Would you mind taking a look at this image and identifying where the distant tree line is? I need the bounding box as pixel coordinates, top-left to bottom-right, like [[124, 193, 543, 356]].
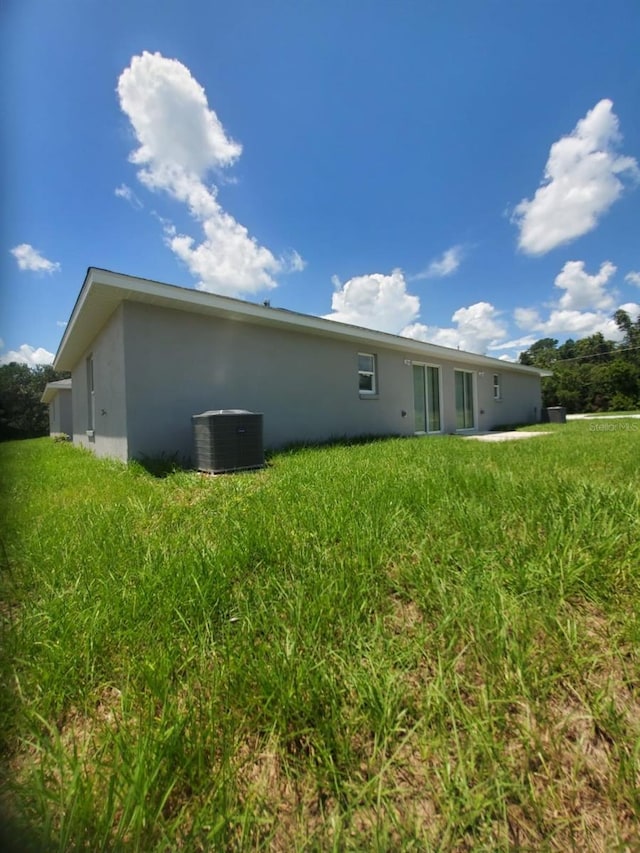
[[0, 363, 71, 441], [519, 309, 640, 413]]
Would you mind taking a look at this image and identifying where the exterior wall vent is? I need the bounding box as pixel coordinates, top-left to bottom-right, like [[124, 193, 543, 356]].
[[192, 410, 264, 473]]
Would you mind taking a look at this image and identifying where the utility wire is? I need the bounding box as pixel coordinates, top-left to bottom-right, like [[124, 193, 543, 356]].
[[541, 343, 640, 366]]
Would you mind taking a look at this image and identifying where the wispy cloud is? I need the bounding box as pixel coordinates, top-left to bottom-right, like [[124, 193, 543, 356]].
[[489, 335, 539, 352], [411, 245, 464, 280], [115, 183, 143, 209], [283, 249, 306, 273], [513, 99, 639, 255], [10, 244, 60, 274], [625, 271, 640, 287]]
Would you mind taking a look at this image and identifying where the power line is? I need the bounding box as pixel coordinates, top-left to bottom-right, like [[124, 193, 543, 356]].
[[543, 344, 640, 366]]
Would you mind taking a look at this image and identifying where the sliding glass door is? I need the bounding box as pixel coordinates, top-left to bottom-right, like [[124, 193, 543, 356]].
[[413, 364, 441, 433], [455, 369, 475, 430]]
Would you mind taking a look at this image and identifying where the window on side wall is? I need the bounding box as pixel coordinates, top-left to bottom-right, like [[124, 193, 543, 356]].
[[87, 354, 95, 432], [358, 353, 377, 395], [493, 373, 501, 400]]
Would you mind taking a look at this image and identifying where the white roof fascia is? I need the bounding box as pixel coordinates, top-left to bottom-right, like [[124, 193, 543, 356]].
[[54, 267, 548, 378]]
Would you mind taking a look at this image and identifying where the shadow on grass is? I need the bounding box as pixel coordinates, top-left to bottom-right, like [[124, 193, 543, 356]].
[[133, 432, 423, 475], [265, 431, 408, 461], [130, 452, 191, 479], [132, 452, 268, 478], [490, 422, 540, 432], [0, 807, 47, 853]]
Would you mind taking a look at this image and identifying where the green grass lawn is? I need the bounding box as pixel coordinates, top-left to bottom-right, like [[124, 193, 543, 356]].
[[1, 423, 639, 851]]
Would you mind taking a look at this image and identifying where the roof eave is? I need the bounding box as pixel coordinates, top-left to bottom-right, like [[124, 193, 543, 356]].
[[53, 267, 94, 371], [41, 379, 72, 404], [54, 267, 549, 378]]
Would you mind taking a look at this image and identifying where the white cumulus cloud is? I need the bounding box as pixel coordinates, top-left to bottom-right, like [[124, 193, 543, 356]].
[[0, 344, 55, 366], [554, 260, 616, 311], [625, 271, 640, 287], [117, 51, 303, 296], [513, 99, 639, 255], [540, 310, 622, 338], [403, 301, 507, 354], [324, 269, 420, 333], [514, 307, 543, 330], [515, 305, 634, 341], [10, 244, 60, 274], [118, 52, 241, 180], [412, 245, 464, 280], [514, 258, 631, 340]]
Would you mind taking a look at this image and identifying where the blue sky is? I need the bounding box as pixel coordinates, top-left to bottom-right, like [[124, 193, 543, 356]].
[[2, 0, 639, 366]]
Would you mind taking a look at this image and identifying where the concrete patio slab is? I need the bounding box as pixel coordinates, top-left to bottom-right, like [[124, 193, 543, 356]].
[[567, 413, 640, 420], [462, 431, 550, 442]]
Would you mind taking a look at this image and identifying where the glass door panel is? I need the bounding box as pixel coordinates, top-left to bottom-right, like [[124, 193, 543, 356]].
[[414, 364, 441, 433], [427, 365, 441, 432], [413, 365, 427, 432], [455, 370, 474, 429]]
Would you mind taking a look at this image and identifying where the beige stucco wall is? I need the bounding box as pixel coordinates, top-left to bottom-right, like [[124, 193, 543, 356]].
[[476, 368, 542, 429], [120, 301, 414, 461], [114, 301, 542, 462], [71, 304, 128, 459], [66, 298, 542, 463], [48, 388, 73, 435]]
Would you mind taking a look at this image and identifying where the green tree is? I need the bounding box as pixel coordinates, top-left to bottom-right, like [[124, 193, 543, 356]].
[[0, 363, 70, 441], [574, 332, 614, 364], [526, 318, 640, 413], [519, 337, 558, 368], [614, 309, 640, 364], [557, 338, 577, 361], [544, 363, 591, 412]]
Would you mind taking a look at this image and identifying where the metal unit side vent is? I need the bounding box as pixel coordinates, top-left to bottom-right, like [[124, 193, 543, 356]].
[[192, 409, 264, 474]]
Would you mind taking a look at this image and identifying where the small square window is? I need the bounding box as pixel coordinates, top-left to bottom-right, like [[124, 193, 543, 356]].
[[358, 353, 377, 394]]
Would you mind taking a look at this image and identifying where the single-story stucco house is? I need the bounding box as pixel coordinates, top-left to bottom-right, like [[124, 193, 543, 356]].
[[41, 378, 73, 437], [52, 267, 548, 463]]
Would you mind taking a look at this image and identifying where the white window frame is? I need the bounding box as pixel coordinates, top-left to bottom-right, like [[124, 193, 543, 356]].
[[493, 373, 502, 401], [358, 352, 377, 396]]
